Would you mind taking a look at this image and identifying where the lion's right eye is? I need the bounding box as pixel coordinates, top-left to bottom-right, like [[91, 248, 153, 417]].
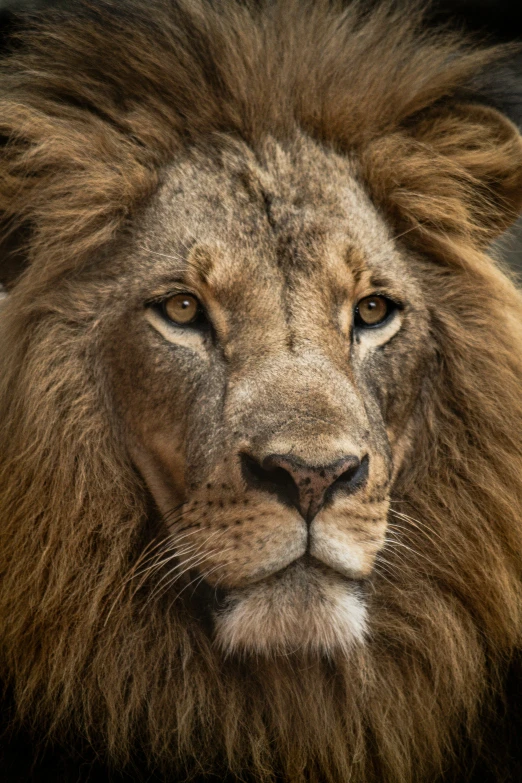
[[161, 293, 203, 326]]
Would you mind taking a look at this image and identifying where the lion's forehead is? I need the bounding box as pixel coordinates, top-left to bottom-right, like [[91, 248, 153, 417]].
[[135, 135, 419, 311]]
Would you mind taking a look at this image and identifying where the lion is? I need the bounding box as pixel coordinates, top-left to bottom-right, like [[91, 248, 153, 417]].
[[1, 1, 522, 781]]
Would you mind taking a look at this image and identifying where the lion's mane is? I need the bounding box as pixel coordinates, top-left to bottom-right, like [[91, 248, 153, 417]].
[[1, 1, 522, 781]]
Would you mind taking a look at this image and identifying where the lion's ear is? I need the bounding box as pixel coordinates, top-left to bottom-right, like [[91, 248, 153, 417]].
[[363, 103, 522, 253]]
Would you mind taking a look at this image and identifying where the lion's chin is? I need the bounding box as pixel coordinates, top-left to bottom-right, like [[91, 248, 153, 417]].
[[213, 560, 367, 658]]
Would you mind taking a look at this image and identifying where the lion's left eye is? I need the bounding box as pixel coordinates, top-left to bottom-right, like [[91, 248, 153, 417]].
[[354, 295, 397, 328]]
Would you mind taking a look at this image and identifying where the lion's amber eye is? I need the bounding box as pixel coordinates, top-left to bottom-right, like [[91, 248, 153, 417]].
[[354, 295, 394, 328], [162, 293, 200, 325]]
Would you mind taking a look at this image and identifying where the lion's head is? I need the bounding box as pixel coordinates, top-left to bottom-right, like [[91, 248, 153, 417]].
[[1, 1, 522, 781]]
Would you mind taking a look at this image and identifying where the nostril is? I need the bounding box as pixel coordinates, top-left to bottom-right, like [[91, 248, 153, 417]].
[[261, 455, 297, 485], [328, 454, 369, 498], [240, 453, 300, 509]]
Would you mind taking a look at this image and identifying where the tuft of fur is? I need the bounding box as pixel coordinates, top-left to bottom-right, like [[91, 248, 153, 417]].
[[1, 2, 522, 781]]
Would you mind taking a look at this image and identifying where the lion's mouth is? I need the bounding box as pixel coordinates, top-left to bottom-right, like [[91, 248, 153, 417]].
[[257, 553, 368, 589], [192, 554, 366, 607]]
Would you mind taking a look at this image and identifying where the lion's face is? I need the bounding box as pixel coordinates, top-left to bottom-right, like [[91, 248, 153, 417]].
[[3, 3, 522, 779], [103, 134, 430, 655]]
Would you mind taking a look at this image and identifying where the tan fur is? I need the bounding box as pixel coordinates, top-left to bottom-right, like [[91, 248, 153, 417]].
[[1, 1, 522, 781]]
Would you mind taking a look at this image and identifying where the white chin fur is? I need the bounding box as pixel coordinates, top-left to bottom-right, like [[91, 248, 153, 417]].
[[213, 562, 367, 658]]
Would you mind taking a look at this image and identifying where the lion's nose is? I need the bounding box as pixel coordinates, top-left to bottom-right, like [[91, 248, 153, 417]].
[[240, 452, 368, 523]]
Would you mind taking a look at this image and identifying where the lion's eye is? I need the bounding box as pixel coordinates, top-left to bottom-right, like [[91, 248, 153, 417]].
[[354, 295, 396, 328], [162, 293, 201, 326]]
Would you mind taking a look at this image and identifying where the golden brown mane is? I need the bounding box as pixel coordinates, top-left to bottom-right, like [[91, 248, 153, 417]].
[[1, 1, 522, 781]]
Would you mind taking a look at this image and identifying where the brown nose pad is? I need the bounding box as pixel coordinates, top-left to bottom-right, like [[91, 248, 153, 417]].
[[240, 452, 368, 523]]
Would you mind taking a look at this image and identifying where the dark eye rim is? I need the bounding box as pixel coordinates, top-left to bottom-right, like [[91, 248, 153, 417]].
[[353, 295, 401, 329]]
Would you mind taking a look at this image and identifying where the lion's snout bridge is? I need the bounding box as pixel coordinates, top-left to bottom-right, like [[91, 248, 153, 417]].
[[241, 451, 369, 522]]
